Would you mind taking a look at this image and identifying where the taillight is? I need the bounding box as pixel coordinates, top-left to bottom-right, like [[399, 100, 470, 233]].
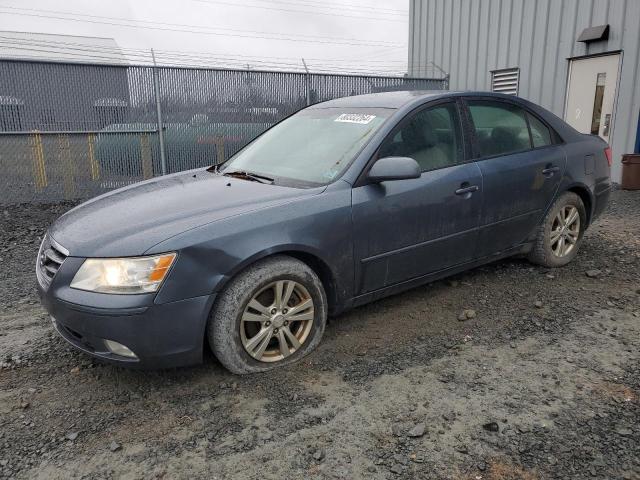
[[604, 146, 612, 167]]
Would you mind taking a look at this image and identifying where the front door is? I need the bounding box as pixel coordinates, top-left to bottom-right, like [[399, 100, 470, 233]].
[[352, 101, 482, 294], [565, 53, 621, 142]]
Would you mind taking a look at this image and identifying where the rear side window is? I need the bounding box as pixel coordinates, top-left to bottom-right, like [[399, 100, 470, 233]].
[[378, 102, 464, 172], [467, 100, 531, 157], [527, 112, 553, 147]]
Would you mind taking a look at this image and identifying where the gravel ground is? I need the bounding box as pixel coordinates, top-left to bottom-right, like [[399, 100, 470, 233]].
[[0, 189, 639, 480]]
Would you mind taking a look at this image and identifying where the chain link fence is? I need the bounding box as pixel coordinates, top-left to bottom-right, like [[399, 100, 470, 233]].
[[0, 59, 448, 204]]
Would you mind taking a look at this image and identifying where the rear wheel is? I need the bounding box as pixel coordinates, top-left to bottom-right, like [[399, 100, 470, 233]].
[[528, 192, 586, 267], [208, 255, 327, 374]]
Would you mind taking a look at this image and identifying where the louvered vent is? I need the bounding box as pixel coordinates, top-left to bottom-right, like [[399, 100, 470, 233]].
[[36, 234, 68, 290], [491, 68, 519, 95]]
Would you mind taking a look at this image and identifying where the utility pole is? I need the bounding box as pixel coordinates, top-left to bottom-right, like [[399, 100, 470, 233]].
[[301, 58, 311, 106], [151, 49, 167, 176]]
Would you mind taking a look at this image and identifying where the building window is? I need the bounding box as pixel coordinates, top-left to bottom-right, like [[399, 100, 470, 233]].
[[590, 73, 606, 135], [491, 68, 520, 96]]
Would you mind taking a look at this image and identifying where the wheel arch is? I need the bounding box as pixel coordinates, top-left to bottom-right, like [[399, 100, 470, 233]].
[[564, 183, 594, 226], [213, 245, 343, 316]]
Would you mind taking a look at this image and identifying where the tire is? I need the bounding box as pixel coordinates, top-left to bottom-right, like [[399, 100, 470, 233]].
[[528, 191, 587, 268], [207, 255, 327, 374]]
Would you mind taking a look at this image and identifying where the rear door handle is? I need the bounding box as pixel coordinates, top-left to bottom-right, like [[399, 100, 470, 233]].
[[455, 184, 479, 196], [542, 165, 560, 176]]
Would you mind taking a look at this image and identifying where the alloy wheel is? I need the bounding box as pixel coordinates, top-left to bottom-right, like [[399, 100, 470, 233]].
[[240, 280, 314, 362], [550, 205, 580, 257]]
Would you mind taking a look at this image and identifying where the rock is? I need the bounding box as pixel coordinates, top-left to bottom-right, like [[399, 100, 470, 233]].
[[585, 269, 602, 278], [393, 454, 409, 465], [407, 423, 426, 438], [456, 444, 469, 454], [482, 421, 499, 432], [458, 309, 476, 321], [390, 464, 403, 474], [66, 431, 79, 441], [391, 424, 404, 437], [534, 300, 543, 308], [20, 401, 29, 409], [109, 441, 122, 452], [616, 427, 633, 437], [70, 366, 80, 374]]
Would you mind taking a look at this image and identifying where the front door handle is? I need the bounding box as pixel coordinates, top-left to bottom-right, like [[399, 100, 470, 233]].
[[455, 184, 479, 196], [542, 165, 560, 176]]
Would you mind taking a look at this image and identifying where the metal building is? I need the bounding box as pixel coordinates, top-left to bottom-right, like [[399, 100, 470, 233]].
[[0, 32, 131, 131], [408, 0, 640, 181]]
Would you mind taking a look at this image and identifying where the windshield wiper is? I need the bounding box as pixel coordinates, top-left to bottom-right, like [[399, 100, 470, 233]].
[[222, 170, 274, 184]]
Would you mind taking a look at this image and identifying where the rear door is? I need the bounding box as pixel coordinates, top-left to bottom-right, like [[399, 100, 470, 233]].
[[463, 98, 567, 258]]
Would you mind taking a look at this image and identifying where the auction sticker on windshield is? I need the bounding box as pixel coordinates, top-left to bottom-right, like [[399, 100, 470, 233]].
[[334, 113, 376, 124]]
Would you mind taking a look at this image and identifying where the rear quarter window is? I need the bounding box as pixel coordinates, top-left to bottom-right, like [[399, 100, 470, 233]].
[[527, 112, 553, 147]]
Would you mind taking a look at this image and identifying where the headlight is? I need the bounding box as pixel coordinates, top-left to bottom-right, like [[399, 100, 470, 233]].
[[70, 253, 176, 294]]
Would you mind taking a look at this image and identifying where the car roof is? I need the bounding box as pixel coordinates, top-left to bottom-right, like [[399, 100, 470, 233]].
[[309, 90, 581, 141], [310, 90, 533, 110]]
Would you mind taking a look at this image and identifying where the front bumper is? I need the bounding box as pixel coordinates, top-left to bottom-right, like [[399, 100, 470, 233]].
[[38, 259, 216, 368]]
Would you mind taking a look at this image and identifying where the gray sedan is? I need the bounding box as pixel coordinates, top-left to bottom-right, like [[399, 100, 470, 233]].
[[37, 91, 611, 373]]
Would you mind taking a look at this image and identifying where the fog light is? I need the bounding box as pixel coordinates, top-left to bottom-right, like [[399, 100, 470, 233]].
[[104, 339, 138, 359]]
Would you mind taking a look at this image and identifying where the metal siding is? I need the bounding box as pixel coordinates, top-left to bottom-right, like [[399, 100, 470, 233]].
[[468, 0, 481, 87], [434, 0, 444, 75], [519, 0, 536, 101], [408, 0, 415, 74], [408, 0, 640, 181], [450, 0, 461, 89], [428, 0, 436, 77], [477, 0, 491, 89], [487, 0, 501, 73], [459, 0, 473, 90], [497, 0, 511, 69], [545, 0, 564, 111]]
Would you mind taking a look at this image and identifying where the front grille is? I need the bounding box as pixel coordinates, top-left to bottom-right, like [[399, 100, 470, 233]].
[[37, 235, 68, 288]]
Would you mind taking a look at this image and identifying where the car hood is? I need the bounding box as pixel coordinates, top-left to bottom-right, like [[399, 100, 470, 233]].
[[50, 169, 324, 257]]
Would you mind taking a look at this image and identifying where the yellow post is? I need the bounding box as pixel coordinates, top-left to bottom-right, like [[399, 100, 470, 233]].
[[140, 133, 153, 179], [87, 133, 100, 181], [58, 134, 76, 199], [215, 135, 225, 165], [30, 131, 47, 190]]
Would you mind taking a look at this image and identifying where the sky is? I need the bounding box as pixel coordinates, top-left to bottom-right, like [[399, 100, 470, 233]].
[[0, 0, 411, 75]]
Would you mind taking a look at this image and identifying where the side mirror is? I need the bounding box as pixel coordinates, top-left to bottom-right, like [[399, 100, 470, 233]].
[[367, 156, 421, 183]]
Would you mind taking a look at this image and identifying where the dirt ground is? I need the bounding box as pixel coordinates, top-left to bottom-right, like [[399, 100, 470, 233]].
[[1, 189, 639, 480]]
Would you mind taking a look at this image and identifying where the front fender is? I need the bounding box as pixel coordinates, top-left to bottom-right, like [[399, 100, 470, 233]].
[[150, 185, 354, 307]]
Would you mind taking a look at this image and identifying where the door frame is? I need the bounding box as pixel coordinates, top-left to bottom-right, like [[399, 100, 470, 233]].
[[563, 50, 624, 144]]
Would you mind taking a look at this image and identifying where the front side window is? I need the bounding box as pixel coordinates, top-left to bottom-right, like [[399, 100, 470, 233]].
[[468, 100, 531, 157], [378, 102, 463, 172], [223, 107, 391, 186]]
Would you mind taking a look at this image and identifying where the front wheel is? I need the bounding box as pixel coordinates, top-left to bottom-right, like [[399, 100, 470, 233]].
[[528, 191, 587, 268], [208, 255, 327, 374]]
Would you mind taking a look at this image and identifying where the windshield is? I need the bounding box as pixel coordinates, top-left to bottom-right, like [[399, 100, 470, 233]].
[[222, 107, 392, 186]]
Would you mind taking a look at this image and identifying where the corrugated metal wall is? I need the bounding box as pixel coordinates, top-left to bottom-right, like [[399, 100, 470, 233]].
[[409, 0, 640, 181]]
